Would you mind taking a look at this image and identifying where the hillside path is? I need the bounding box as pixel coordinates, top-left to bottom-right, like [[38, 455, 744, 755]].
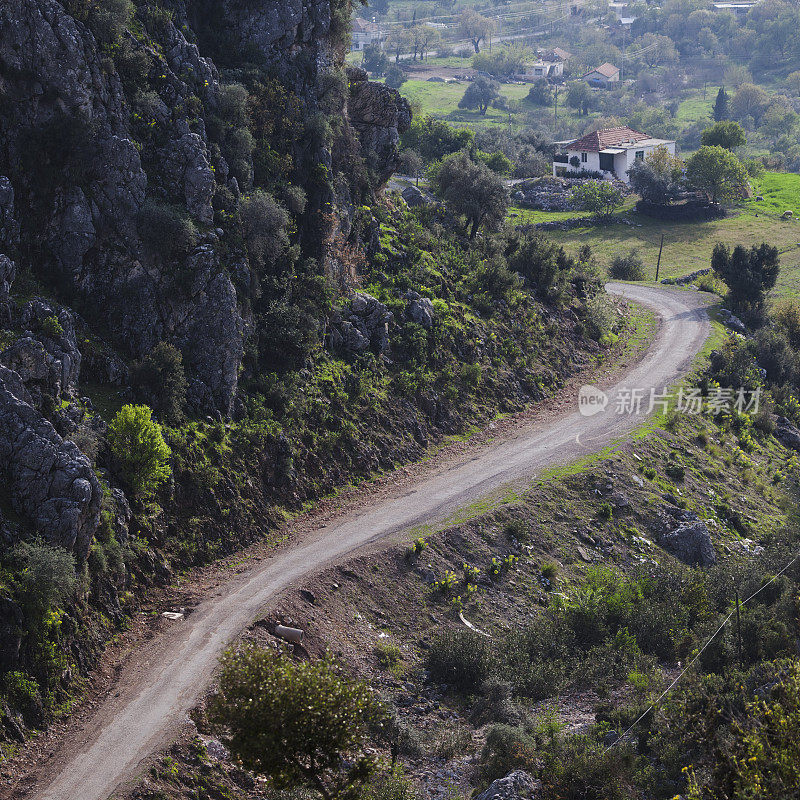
[[26, 283, 711, 800]]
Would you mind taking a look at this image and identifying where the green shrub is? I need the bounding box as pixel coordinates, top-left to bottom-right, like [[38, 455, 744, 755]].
[[375, 641, 401, 670], [665, 462, 685, 481], [207, 646, 383, 800], [426, 630, 495, 694], [138, 200, 197, 262], [599, 502, 613, 521], [131, 342, 187, 424], [40, 315, 64, 339], [108, 404, 172, 498], [541, 562, 559, 580], [240, 190, 290, 271], [11, 540, 77, 616], [609, 249, 646, 281], [504, 518, 531, 541]]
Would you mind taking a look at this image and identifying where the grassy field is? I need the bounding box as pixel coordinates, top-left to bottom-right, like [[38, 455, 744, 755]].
[[675, 90, 716, 125], [397, 78, 533, 127], [529, 172, 800, 300]]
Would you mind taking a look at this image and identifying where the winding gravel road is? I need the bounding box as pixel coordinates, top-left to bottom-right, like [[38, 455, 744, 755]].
[[31, 283, 711, 800]]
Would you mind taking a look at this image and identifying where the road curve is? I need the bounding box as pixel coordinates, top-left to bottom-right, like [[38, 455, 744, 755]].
[[32, 283, 710, 800]]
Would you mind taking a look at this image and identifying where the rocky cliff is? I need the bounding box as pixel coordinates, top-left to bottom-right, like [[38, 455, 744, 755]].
[[0, 0, 409, 556]]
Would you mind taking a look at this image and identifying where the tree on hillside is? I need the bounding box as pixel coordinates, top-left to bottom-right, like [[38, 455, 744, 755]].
[[397, 148, 423, 185], [685, 145, 749, 204], [713, 87, 729, 121], [459, 10, 496, 53], [504, 229, 571, 296], [384, 65, 406, 90], [401, 115, 474, 162], [416, 25, 442, 61], [627, 144, 684, 205], [208, 646, 384, 800], [108, 404, 172, 498], [459, 75, 500, 116], [712, 242, 780, 310], [473, 45, 530, 79], [570, 180, 623, 217], [385, 28, 412, 63], [131, 341, 187, 424], [634, 33, 678, 68], [361, 43, 387, 76], [527, 80, 552, 106], [701, 120, 746, 150], [731, 83, 770, 124], [431, 150, 509, 239], [566, 81, 593, 116]]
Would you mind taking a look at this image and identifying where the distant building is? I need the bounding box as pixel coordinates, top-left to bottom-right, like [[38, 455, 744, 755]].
[[552, 126, 676, 184], [583, 63, 620, 86], [540, 46, 572, 62], [521, 59, 564, 80], [352, 17, 383, 51], [712, 2, 757, 17]]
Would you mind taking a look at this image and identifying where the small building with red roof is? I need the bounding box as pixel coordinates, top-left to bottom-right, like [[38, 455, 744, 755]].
[[552, 126, 676, 184]]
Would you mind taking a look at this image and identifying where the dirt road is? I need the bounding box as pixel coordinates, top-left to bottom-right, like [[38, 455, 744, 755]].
[[29, 284, 711, 800]]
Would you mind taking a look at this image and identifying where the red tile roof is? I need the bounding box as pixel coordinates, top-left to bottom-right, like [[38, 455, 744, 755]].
[[591, 62, 620, 78], [567, 126, 650, 152]]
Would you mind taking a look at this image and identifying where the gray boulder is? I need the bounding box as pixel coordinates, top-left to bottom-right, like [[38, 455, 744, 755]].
[[653, 506, 716, 567], [0, 254, 15, 325], [0, 364, 101, 558], [475, 771, 541, 800], [775, 416, 800, 451], [110, 488, 132, 545], [347, 67, 412, 187], [330, 292, 393, 355], [401, 185, 427, 207], [0, 337, 62, 407], [403, 290, 435, 329], [0, 177, 20, 252], [158, 132, 216, 225], [21, 299, 82, 397]]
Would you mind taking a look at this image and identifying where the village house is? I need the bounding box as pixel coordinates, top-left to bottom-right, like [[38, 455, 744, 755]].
[[521, 59, 564, 80], [552, 126, 676, 184], [351, 17, 383, 51], [583, 62, 620, 86]]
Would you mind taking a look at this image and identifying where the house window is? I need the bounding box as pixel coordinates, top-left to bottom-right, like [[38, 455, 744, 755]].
[[581, 152, 588, 163], [635, 150, 645, 161]]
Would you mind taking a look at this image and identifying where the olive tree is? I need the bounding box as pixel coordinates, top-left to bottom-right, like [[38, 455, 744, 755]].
[[458, 75, 500, 116], [685, 145, 749, 204], [431, 151, 509, 239], [570, 180, 623, 217], [207, 646, 384, 800]]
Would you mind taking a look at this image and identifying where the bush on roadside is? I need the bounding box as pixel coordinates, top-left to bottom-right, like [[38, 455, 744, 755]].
[[108, 404, 172, 498], [426, 629, 495, 694], [609, 249, 646, 281]]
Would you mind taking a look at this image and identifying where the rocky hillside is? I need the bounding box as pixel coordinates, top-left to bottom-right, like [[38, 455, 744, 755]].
[[0, 0, 613, 749]]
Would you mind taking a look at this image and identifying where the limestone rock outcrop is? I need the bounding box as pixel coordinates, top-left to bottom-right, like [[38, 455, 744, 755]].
[[0, 364, 101, 559], [348, 67, 412, 187]]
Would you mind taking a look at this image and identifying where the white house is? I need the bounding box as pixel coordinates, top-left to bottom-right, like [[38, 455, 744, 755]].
[[520, 59, 564, 80], [712, 2, 757, 17], [583, 63, 620, 86], [351, 18, 383, 51], [552, 126, 676, 184]]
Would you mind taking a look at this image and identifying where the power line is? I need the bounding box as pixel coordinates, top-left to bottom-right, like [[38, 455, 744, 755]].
[[606, 548, 800, 751]]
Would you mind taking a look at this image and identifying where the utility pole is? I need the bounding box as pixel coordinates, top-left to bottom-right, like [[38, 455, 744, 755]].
[[655, 233, 664, 282], [620, 29, 627, 82], [735, 589, 743, 663], [553, 83, 559, 125]]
